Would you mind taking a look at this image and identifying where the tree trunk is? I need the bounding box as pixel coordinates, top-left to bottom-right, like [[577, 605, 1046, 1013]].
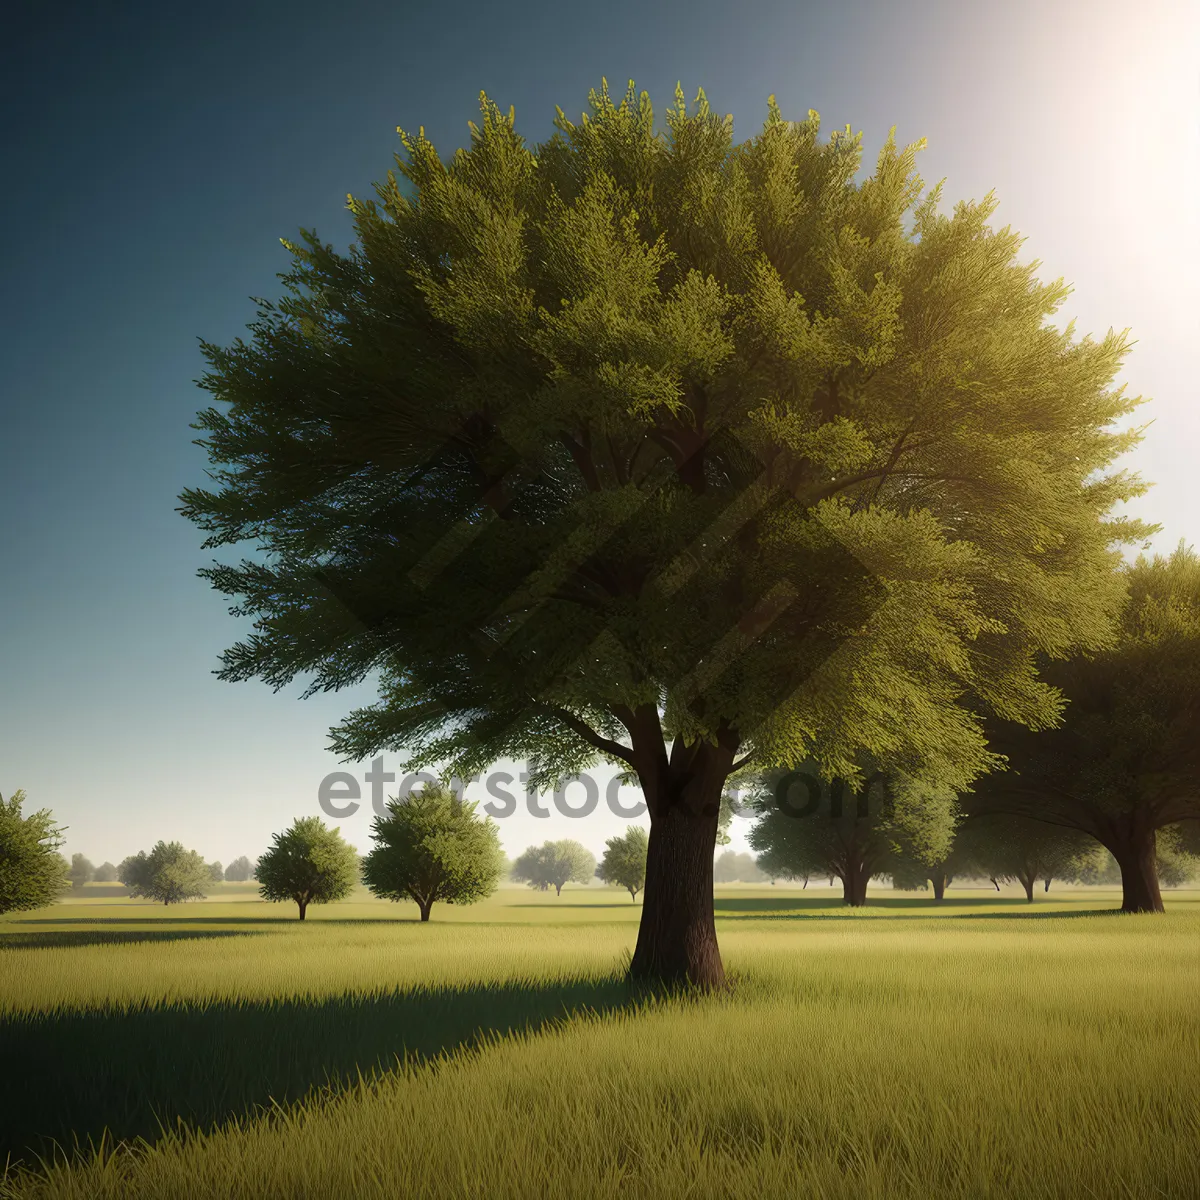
[[989, 877, 1001, 892], [1043, 877, 1052, 893], [298, 898, 307, 921], [628, 726, 734, 989], [630, 800, 724, 986], [1109, 825, 1164, 914], [931, 873, 947, 902], [555, 883, 563, 896], [418, 899, 432, 922], [1018, 871, 1035, 902]]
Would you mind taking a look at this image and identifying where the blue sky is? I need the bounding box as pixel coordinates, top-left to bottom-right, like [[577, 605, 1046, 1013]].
[[2, 0, 1196, 865]]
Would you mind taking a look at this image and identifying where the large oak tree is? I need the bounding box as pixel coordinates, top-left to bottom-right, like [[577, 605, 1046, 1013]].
[[182, 81, 1148, 985]]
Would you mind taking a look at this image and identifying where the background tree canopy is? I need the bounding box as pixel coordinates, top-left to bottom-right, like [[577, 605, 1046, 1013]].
[[182, 80, 1151, 984]]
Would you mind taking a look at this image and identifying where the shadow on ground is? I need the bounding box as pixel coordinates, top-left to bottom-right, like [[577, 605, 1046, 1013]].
[[713, 896, 1119, 920], [0, 975, 631, 1168], [0, 929, 270, 950]]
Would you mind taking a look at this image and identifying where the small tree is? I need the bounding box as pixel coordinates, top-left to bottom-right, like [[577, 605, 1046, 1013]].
[[223, 855, 254, 882], [118, 841, 210, 905], [0, 791, 70, 914], [256, 817, 360, 919], [93, 861, 118, 883], [511, 840, 596, 896], [207, 860, 225, 883], [596, 826, 649, 901], [362, 784, 503, 920], [69, 853, 95, 890]]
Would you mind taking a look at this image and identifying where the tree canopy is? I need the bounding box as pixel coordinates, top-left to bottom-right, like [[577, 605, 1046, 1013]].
[[969, 547, 1200, 912], [256, 816, 360, 919], [0, 791, 69, 915], [362, 783, 503, 920], [511, 839, 596, 895], [118, 842, 210, 905], [182, 79, 1151, 984]]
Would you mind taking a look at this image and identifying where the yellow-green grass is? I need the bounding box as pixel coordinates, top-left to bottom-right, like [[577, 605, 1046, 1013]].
[[2, 887, 1199, 1198]]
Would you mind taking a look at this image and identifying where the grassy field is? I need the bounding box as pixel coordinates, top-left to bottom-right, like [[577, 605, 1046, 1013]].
[[2, 883, 1198, 1198]]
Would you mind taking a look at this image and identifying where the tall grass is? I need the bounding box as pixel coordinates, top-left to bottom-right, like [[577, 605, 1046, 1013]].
[[2, 891, 1198, 1198]]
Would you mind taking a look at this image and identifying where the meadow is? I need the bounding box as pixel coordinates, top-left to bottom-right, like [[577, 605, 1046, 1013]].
[[2, 882, 1198, 1198]]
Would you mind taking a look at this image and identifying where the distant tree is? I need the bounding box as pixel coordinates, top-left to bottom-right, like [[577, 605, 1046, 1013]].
[[596, 826, 649, 901], [68, 853, 95, 890], [118, 841, 210, 905], [0, 791, 70, 914], [93, 861, 118, 883], [255, 817, 360, 920], [713, 850, 765, 883], [223, 856, 254, 882], [750, 770, 954, 906], [968, 816, 1097, 902], [891, 821, 995, 901], [971, 548, 1200, 912], [511, 840, 596, 896], [182, 81, 1147, 987], [362, 784, 503, 921], [207, 860, 225, 883]]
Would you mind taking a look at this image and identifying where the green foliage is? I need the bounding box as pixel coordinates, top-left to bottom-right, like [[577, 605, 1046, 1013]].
[[967, 815, 1099, 899], [595, 825, 649, 899], [93, 862, 118, 883], [510, 840, 596, 895], [207, 861, 225, 883], [118, 842, 210, 905], [182, 77, 1148, 804], [748, 768, 957, 903], [255, 818, 360, 918], [972, 547, 1200, 850], [0, 791, 69, 914], [69, 854, 94, 890], [362, 784, 503, 919], [223, 856, 254, 882]]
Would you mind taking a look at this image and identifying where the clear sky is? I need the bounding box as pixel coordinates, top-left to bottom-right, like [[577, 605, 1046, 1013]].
[[2, 0, 1196, 867]]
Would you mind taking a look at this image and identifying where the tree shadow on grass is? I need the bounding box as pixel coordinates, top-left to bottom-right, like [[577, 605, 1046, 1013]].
[[0, 930, 270, 950], [713, 896, 1119, 920], [0, 974, 633, 1168]]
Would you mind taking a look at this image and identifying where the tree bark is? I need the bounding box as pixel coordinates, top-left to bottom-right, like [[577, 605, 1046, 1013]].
[[628, 723, 735, 989], [1018, 871, 1035, 902], [555, 883, 563, 896], [1043, 877, 1052, 893], [1109, 824, 1164, 914], [418, 898, 433, 922], [298, 898, 307, 921], [930, 873, 947, 902]]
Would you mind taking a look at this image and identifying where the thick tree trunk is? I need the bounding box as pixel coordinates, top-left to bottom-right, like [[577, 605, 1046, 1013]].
[[630, 801, 724, 986], [1110, 826, 1164, 914], [1044, 878, 1052, 893], [418, 899, 432, 922], [298, 899, 307, 921], [931, 874, 946, 902], [555, 883, 563, 896], [1018, 871, 1035, 902]]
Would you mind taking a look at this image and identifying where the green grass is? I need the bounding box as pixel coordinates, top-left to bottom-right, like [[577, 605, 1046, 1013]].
[[2, 885, 1199, 1198]]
